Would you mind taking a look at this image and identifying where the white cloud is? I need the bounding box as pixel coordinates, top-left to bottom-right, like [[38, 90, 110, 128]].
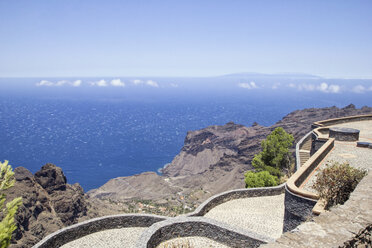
[[146, 80, 159, 87], [327, 84, 340, 93], [289, 82, 340, 93], [298, 84, 316, 91], [132, 79, 143, 85], [91, 79, 108, 87], [111, 79, 125, 87], [317, 83, 328, 92], [238, 81, 258, 89], [36, 80, 54, 86], [316, 82, 340, 93], [55, 80, 69, 86], [272, 83, 280, 90], [36, 79, 83, 87], [352, 85, 366, 93], [72, 80, 82, 87], [170, 83, 178, 88]]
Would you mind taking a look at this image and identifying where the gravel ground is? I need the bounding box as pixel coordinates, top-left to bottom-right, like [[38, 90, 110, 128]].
[[156, 236, 230, 248], [204, 194, 285, 240], [60, 227, 147, 248], [302, 121, 372, 193]]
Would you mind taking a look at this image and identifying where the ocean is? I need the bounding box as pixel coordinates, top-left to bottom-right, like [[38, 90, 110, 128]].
[[0, 75, 371, 191]]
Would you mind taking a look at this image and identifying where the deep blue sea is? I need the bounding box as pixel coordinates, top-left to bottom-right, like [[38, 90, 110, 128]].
[[1, 75, 371, 191]]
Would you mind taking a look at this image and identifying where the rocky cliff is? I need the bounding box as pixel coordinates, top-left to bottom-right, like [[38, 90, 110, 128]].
[[6, 164, 89, 248]]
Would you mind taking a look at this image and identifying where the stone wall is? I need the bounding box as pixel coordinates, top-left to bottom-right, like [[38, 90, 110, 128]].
[[136, 217, 270, 248], [282, 185, 317, 232], [189, 184, 285, 217], [33, 214, 167, 248]]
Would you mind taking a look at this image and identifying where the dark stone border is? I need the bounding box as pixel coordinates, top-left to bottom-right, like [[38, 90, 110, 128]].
[[188, 183, 286, 217], [136, 217, 271, 248], [283, 185, 317, 232], [33, 214, 167, 248], [329, 127, 360, 141]]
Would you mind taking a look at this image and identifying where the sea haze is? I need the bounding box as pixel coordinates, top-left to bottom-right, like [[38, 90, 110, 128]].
[[0, 75, 371, 191]]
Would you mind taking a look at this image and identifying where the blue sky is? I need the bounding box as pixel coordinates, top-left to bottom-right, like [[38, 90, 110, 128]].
[[0, 0, 371, 78]]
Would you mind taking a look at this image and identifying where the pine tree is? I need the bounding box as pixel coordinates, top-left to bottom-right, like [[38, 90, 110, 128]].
[[252, 127, 294, 174]]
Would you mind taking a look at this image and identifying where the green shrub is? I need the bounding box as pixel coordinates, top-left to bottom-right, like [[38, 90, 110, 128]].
[[312, 162, 367, 210], [244, 171, 279, 188], [0, 160, 22, 248]]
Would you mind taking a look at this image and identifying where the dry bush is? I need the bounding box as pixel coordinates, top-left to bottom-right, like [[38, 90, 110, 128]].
[[312, 162, 367, 209]]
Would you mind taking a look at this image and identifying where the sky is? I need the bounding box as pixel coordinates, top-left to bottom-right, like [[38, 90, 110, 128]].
[[0, 0, 371, 78]]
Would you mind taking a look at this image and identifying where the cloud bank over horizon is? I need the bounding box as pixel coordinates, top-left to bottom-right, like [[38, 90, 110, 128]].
[[34, 78, 372, 95]]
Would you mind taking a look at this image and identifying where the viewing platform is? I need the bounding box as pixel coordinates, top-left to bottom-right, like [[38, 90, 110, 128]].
[[34, 115, 372, 248]]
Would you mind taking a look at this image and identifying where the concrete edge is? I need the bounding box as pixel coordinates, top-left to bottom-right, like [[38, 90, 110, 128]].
[[136, 216, 273, 248], [286, 138, 335, 200], [32, 214, 168, 248]]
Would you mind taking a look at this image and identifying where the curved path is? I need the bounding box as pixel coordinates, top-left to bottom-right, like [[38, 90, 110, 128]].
[[56, 194, 285, 248], [61, 227, 147, 248], [204, 194, 285, 240]]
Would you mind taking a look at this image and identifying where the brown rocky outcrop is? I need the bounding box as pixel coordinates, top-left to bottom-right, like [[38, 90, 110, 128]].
[[6, 164, 88, 248]]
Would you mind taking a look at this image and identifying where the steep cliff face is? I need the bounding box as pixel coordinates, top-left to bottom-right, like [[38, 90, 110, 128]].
[[89, 104, 372, 204], [161, 122, 251, 177], [6, 164, 88, 248]]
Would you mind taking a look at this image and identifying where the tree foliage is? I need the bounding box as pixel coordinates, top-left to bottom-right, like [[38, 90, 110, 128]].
[[312, 162, 366, 210], [252, 127, 294, 173], [0, 161, 22, 248], [244, 171, 279, 188]]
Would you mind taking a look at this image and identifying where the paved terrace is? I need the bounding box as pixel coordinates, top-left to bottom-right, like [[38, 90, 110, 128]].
[[302, 120, 372, 193], [59, 194, 285, 248]]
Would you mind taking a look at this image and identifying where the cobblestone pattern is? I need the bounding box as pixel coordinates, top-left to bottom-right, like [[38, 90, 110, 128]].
[[33, 214, 167, 248]]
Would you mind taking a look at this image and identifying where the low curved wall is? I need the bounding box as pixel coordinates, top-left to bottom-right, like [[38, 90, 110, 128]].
[[312, 114, 372, 128], [33, 214, 167, 248], [189, 183, 285, 217], [136, 217, 271, 248], [286, 138, 334, 200]]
